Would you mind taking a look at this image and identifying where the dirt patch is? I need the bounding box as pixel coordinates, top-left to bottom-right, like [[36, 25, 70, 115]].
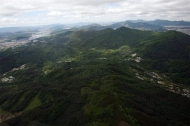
[[0, 113, 14, 123], [118, 120, 130, 126]]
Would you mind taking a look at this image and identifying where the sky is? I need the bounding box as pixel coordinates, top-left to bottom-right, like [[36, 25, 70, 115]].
[[0, 0, 190, 27]]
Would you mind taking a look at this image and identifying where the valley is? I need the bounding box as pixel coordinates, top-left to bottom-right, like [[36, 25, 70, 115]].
[[0, 29, 51, 50]]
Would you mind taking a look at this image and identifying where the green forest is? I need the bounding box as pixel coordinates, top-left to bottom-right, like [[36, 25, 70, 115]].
[[0, 27, 190, 126]]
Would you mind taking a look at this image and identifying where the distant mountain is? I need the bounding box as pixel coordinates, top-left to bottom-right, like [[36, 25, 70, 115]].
[[126, 19, 146, 23], [108, 21, 164, 31], [78, 23, 107, 31], [2, 19, 190, 33], [75, 21, 164, 32], [147, 19, 190, 26]]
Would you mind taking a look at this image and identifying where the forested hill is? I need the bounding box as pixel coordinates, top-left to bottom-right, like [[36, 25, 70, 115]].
[[136, 30, 190, 85], [79, 27, 155, 49], [138, 30, 190, 60], [0, 27, 190, 126], [44, 27, 156, 49]]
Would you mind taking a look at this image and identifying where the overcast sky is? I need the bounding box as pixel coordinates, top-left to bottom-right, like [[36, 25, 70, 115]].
[[0, 0, 190, 27]]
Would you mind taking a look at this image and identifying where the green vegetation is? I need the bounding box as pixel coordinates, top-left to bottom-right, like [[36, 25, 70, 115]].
[[24, 94, 41, 111], [0, 27, 190, 126], [136, 30, 190, 85]]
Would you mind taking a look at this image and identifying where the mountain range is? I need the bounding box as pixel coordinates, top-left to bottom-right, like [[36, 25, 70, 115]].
[[0, 21, 190, 126], [1, 19, 190, 33]]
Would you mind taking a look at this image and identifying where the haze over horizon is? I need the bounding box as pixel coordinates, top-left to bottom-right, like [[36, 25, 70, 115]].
[[0, 0, 190, 27]]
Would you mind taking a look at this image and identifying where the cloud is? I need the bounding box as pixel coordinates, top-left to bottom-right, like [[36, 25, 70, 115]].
[[1, 18, 18, 22], [0, 0, 190, 27], [44, 0, 126, 6], [47, 11, 63, 16], [0, 0, 126, 16]]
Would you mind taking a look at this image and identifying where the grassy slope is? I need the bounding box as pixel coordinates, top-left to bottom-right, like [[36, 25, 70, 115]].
[[24, 94, 41, 111]]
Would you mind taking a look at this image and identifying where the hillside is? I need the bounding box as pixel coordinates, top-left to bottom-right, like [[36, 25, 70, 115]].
[[78, 27, 155, 49], [0, 27, 190, 126], [136, 30, 190, 85]]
